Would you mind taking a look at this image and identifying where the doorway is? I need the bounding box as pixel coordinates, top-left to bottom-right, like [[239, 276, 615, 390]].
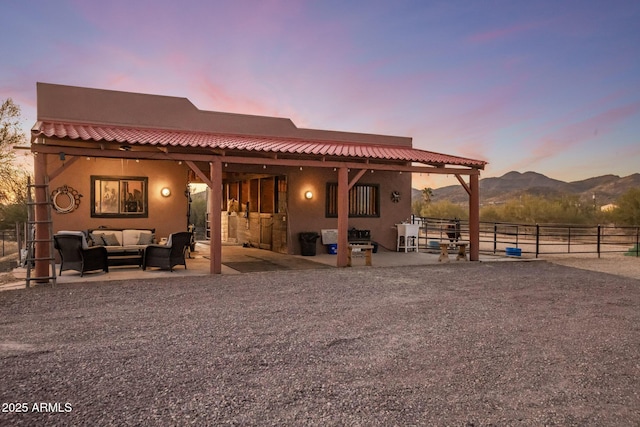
[[219, 175, 288, 253]]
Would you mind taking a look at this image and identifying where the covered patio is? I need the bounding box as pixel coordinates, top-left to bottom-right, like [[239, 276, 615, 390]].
[[28, 83, 487, 284]]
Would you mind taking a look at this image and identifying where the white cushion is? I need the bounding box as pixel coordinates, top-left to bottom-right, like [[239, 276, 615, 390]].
[[57, 230, 89, 249], [122, 229, 153, 246]]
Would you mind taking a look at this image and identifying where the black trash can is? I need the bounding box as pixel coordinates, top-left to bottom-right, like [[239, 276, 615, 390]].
[[299, 232, 320, 256]]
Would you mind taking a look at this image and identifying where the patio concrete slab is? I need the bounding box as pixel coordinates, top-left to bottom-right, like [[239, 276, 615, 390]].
[[2, 242, 521, 291]]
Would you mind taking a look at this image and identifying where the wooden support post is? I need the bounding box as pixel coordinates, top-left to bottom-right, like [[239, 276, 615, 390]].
[[469, 173, 480, 261], [336, 167, 349, 267], [209, 159, 222, 274]]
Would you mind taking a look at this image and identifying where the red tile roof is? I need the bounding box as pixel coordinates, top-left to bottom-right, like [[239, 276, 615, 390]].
[[33, 121, 487, 168]]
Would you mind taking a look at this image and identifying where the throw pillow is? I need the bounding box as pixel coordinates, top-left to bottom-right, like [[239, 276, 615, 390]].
[[88, 233, 103, 246], [137, 233, 154, 245], [101, 233, 120, 246]]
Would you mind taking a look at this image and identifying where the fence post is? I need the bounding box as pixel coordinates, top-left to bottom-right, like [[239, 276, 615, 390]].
[[597, 224, 601, 258], [493, 223, 497, 254], [535, 224, 540, 258]]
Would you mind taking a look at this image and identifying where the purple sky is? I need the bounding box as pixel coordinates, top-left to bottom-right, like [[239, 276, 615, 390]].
[[2, 0, 639, 188]]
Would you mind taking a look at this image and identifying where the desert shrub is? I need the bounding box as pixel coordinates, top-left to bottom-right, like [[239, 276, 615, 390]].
[[611, 188, 640, 226]]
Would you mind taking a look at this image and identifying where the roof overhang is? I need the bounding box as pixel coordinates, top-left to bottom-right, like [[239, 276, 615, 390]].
[[31, 121, 487, 175]]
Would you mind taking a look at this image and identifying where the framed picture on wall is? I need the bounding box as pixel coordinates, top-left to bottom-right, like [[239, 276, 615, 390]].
[[91, 176, 149, 218]]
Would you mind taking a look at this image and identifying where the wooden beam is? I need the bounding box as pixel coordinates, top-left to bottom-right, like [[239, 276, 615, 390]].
[[185, 160, 212, 187], [218, 155, 482, 175], [348, 169, 367, 190], [455, 174, 471, 196], [49, 156, 80, 181], [31, 144, 209, 163]]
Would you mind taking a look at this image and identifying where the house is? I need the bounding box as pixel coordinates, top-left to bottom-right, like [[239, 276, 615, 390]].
[[29, 82, 486, 277]]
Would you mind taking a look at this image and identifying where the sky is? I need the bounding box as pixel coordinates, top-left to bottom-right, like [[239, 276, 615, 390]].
[[1, 0, 639, 189]]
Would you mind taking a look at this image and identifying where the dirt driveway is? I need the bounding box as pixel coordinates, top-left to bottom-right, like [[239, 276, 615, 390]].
[[1, 261, 639, 426]]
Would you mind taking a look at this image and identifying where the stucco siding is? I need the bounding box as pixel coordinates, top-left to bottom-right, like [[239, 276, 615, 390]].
[[48, 156, 188, 240]]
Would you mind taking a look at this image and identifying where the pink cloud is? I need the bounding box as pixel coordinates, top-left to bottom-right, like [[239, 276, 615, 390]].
[[467, 19, 548, 44], [510, 102, 640, 170]]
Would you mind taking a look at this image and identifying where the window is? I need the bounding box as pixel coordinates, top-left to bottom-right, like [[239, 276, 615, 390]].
[[91, 176, 148, 218], [326, 183, 379, 217]]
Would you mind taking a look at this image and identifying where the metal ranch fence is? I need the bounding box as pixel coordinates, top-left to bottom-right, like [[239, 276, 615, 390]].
[[413, 216, 640, 258], [0, 228, 21, 258]]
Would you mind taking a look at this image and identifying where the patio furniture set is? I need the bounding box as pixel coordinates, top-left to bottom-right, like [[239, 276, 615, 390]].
[[53, 228, 192, 276]]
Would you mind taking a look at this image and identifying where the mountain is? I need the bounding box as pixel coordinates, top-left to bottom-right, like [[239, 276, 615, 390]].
[[413, 171, 640, 205]]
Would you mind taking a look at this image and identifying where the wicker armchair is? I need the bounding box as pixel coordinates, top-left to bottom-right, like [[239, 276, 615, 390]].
[[54, 234, 109, 276], [142, 232, 192, 271]]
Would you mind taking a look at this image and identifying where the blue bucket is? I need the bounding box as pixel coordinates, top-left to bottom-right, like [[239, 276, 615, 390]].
[[505, 247, 522, 257], [327, 244, 338, 254]]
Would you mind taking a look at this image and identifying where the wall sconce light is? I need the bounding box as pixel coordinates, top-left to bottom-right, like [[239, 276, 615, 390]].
[[161, 187, 171, 197], [305, 191, 313, 200]]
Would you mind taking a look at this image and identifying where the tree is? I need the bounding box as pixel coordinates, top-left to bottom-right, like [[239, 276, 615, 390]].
[[0, 98, 30, 227], [421, 187, 433, 204], [612, 188, 640, 226]]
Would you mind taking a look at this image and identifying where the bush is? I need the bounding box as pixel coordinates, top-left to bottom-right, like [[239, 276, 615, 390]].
[[415, 200, 467, 219], [0, 203, 27, 229], [612, 188, 640, 226]]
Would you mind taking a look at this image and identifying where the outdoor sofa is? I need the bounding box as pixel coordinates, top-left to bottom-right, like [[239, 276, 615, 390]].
[[87, 228, 155, 267]]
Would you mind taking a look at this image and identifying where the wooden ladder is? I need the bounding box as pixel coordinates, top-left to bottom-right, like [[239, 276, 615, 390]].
[[25, 176, 57, 287]]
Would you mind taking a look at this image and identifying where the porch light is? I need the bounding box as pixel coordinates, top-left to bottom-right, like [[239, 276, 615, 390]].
[[161, 187, 171, 197], [305, 191, 313, 200]]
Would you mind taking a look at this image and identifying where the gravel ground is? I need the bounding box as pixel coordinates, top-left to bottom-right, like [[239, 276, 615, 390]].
[[1, 261, 639, 426]]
